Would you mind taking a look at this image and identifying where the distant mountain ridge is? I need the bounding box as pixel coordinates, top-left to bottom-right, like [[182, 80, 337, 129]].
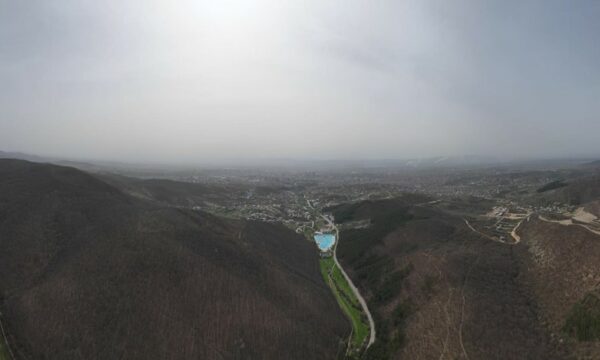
[[583, 160, 600, 167], [4, 150, 597, 171]]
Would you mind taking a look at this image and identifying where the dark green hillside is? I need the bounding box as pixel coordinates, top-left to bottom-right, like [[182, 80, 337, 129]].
[[536, 176, 600, 206], [536, 180, 568, 193], [0, 159, 348, 360], [325, 194, 429, 224]]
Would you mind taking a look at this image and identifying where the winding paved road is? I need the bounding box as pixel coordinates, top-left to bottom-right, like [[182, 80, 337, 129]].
[[322, 215, 376, 349], [538, 215, 600, 236]]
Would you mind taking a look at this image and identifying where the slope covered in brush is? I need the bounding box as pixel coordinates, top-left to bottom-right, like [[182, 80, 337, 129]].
[[0, 159, 348, 360]]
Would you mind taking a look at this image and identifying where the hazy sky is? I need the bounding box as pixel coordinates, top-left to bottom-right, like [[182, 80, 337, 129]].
[[1, 0, 599, 163]]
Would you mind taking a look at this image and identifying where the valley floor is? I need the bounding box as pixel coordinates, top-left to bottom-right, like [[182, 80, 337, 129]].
[[0, 333, 11, 360], [319, 257, 370, 357]]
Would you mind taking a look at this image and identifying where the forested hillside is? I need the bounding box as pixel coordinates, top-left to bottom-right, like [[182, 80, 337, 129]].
[[0, 159, 348, 360]]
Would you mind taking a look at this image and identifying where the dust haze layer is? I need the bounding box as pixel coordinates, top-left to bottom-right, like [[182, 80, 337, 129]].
[[1, 0, 600, 163]]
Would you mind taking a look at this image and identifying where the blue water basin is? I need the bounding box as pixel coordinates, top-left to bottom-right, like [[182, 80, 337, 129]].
[[314, 233, 336, 251]]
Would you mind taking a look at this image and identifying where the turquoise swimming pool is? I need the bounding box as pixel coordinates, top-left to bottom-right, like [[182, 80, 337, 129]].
[[314, 233, 336, 251]]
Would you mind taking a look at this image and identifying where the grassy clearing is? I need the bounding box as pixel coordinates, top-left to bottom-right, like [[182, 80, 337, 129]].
[[320, 258, 370, 351], [0, 338, 10, 360], [330, 264, 361, 308]]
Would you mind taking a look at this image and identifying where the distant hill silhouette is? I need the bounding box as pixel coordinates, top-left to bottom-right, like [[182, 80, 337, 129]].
[[0, 150, 53, 163], [0, 159, 348, 360], [99, 173, 245, 208]]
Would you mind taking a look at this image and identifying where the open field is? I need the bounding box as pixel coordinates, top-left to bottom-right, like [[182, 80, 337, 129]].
[[0, 344, 10, 360]]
